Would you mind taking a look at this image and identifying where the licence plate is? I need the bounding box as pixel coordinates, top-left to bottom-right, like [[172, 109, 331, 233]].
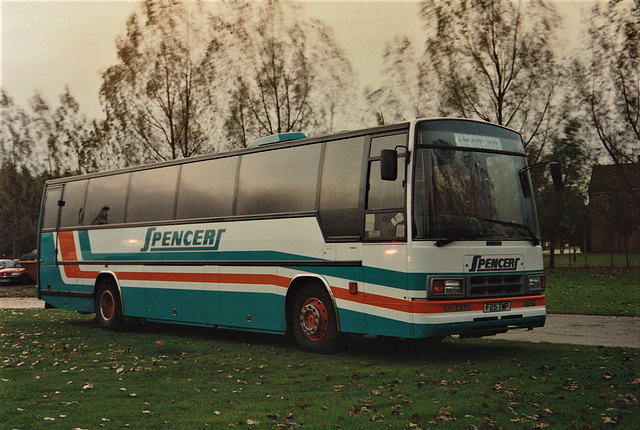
[[483, 301, 511, 313]]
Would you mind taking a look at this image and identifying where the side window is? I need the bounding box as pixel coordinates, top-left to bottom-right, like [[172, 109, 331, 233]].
[[126, 166, 180, 223], [41, 186, 63, 230], [319, 137, 366, 239], [59, 180, 88, 228], [84, 174, 129, 225], [365, 133, 408, 241], [176, 157, 237, 220], [368, 160, 406, 210], [236, 145, 321, 215]]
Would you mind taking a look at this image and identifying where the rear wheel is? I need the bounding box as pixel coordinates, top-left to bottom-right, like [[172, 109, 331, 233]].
[[94, 279, 123, 330], [290, 283, 339, 353]]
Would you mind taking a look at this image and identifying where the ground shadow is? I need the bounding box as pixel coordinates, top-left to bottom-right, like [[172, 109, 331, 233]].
[[62, 313, 532, 365]]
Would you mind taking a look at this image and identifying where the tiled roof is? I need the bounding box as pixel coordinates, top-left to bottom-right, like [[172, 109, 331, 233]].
[[588, 163, 640, 194]]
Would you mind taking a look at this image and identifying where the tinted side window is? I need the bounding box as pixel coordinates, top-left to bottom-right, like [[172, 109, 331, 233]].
[[85, 174, 129, 225], [126, 166, 180, 223], [236, 145, 321, 215], [319, 137, 366, 238], [367, 160, 406, 210], [371, 133, 407, 156], [59, 180, 88, 228], [176, 157, 237, 220], [41, 186, 62, 230], [367, 134, 407, 210]]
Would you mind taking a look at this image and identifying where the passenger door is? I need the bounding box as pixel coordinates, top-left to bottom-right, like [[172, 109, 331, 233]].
[[363, 133, 411, 337]]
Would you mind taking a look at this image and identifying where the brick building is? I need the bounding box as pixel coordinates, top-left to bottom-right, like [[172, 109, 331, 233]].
[[588, 163, 640, 253]]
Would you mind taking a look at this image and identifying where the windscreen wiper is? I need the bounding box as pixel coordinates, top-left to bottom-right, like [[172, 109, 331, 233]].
[[479, 218, 540, 246], [434, 233, 501, 247], [434, 219, 540, 247]]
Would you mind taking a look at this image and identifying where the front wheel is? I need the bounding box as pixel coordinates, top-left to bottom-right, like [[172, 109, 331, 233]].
[[290, 283, 339, 353], [94, 279, 123, 330]]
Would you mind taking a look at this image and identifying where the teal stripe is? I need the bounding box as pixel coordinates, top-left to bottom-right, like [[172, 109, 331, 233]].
[[40, 233, 56, 265], [364, 266, 409, 290], [287, 265, 410, 292]]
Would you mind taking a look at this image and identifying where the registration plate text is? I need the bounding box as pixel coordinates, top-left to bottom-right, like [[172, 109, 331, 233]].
[[483, 301, 511, 313]]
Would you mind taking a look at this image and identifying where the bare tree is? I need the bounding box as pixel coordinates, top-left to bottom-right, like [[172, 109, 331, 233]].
[[222, 2, 356, 148], [0, 91, 42, 257], [366, 36, 438, 125], [101, 0, 227, 161], [576, 0, 640, 206], [421, 0, 562, 159], [28, 92, 58, 175], [0, 90, 34, 172], [53, 88, 97, 175]]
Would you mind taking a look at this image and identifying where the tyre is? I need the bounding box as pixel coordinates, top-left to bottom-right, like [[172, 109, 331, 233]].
[[290, 283, 339, 353], [94, 279, 123, 330]]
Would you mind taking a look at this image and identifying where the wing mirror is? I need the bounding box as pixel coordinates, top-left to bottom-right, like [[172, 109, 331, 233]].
[[519, 161, 564, 197], [380, 149, 398, 181]]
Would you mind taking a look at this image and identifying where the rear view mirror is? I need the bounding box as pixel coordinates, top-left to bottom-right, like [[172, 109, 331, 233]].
[[520, 161, 564, 197], [519, 170, 532, 198], [380, 149, 398, 181], [550, 162, 563, 191]]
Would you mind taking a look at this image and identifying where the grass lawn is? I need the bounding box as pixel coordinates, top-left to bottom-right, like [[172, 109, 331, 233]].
[[0, 284, 35, 299], [1, 309, 639, 429], [545, 269, 640, 317]]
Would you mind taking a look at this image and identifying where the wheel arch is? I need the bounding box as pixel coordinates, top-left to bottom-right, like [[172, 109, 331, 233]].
[[285, 274, 340, 333], [94, 271, 124, 315]]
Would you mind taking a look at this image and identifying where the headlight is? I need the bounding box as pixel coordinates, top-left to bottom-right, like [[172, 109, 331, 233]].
[[431, 278, 464, 296], [527, 275, 545, 292]]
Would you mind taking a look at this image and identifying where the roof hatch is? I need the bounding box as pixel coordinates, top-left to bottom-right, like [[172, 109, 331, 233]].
[[247, 132, 307, 148]]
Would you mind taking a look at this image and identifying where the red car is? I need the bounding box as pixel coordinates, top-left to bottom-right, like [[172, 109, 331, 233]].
[[0, 259, 29, 285]]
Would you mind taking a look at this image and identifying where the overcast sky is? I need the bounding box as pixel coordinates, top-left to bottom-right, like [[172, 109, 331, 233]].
[[1, 0, 594, 119]]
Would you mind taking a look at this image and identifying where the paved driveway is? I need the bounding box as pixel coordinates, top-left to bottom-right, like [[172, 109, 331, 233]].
[[1, 298, 638, 348], [495, 314, 640, 348], [0, 297, 44, 309]]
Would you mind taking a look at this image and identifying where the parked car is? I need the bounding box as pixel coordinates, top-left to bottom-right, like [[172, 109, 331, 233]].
[[17, 249, 38, 283], [18, 249, 37, 261], [0, 259, 30, 285]]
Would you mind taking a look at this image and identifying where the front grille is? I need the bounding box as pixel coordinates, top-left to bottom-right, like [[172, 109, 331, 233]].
[[468, 274, 524, 297]]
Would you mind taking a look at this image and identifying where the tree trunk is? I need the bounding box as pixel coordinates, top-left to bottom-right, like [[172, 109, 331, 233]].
[[548, 241, 555, 268]]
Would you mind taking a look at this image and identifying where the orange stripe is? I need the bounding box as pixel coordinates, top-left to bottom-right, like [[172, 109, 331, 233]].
[[331, 287, 411, 312], [57, 231, 99, 280], [57, 231, 78, 262]]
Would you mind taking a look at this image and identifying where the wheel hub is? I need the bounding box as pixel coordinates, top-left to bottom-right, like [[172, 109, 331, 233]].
[[299, 298, 328, 340], [100, 291, 115, 320]]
